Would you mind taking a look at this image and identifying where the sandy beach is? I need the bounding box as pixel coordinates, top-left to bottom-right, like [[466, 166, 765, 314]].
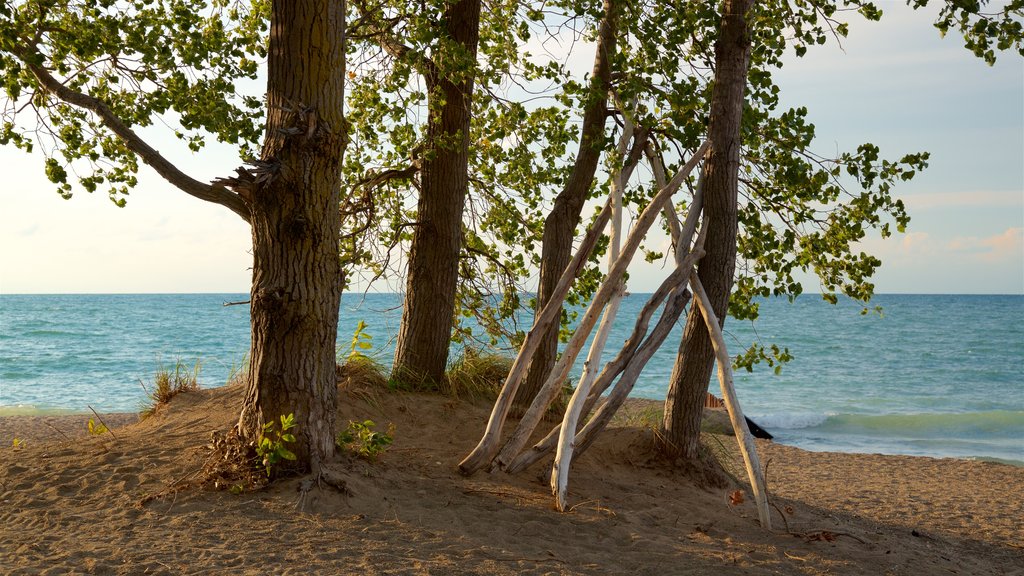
[[1, 381, 1021, 575]]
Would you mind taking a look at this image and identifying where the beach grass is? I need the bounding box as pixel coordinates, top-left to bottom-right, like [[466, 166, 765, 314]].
[[140, 359, 201, 418], [442, 348, 512, 401]]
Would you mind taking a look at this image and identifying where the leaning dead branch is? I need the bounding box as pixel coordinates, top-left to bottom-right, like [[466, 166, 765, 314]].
[[689, 274, 771, 529]]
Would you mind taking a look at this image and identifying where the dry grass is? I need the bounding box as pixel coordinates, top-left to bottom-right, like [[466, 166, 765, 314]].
[[337, 354, 389, 390], [140, 360, 201, 418], [442, 348, 512, 401]]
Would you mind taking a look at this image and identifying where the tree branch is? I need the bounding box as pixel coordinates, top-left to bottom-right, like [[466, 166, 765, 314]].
[[355, 161, 421, 193], [24, 56, 251, 223]]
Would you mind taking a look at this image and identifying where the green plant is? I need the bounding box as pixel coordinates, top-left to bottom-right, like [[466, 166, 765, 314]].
[[336, 420, 393, 460], [141, 359, 201, 418], [255, 413, 298, 477], [87, 418, 108, 435], [346, 320, 374, 360]]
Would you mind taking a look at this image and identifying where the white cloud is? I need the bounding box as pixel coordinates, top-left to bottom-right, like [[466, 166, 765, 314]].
[[899, 231, 933, 254], [948, 227, 1024, 262]]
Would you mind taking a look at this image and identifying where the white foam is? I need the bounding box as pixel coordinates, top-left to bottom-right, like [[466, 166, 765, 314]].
[[751, 412, 830, 430]]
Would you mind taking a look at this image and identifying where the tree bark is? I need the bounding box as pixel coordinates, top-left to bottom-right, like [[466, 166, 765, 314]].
[[236, 0, 347, 472], [392, 0, 482, 387], [662, 0, 754, 460], [514, 0, 617, 414]]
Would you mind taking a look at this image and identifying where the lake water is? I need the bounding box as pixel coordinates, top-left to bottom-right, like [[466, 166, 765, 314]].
[[1, 293, 1021, 465]]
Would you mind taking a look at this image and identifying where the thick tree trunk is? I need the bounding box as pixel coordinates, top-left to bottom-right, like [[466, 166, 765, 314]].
[[392, 0, 482, 387], [661, 0, 754, 460], [236, 0, 347, 471], [514, 0, 617, 414]]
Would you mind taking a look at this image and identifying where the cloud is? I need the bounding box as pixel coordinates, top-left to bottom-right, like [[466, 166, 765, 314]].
[[948, 227, 1024, 262], [900, 231, 933, 254]]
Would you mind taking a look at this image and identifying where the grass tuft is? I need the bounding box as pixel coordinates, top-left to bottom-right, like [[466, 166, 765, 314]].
[[337, 354, 389, 389], [141, 360, 201, 418], [443, 348, 513, 401]]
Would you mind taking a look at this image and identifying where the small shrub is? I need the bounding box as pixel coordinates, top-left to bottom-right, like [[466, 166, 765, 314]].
[[255, 413, 298, 477], [337, 320, 389, 392], [141, 359, 201, 418], [345, 320, 374, 360], [337, 419, 393, 460]]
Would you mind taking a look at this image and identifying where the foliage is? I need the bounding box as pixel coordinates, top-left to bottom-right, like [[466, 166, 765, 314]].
[[335, 0, 1010, 378], [3, 0, 1019, 393], [86, 418, 107, 436], [0, 0, 268, 204], [255, 413, 297, 477], [336, 419, 393, 460], [911, 0, 1024, 65], [141, 359, 201, 418]]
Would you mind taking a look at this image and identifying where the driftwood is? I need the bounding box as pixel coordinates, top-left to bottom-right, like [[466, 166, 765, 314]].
[[502, 144, 707, 477], [656, 141, 771, 527], [551, 114, 633, 506], [458, 124, 645, 475], [504, 243, 700, 474], [568, 247, 702, 464], [485, 140, 711, 473], [688, 275, 771, 529], [458, 190, 615, 475]]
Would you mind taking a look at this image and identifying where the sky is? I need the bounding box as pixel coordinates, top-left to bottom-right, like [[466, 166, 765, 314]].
[[0, 1, 1021, 295]]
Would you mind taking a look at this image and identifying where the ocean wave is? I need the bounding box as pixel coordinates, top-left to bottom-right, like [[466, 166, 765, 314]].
[[761, 410, 1024, 438], [750, 412, 829, 430], [0, 405, 82, 417], [22, 329, 79, 337]]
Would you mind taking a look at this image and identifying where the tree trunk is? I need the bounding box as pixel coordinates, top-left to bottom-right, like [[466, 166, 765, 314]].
[[661, 0, 754, 460], [392, 0, 482, 387], [514, 0, 617, 414], [236, 0, 347, 472]]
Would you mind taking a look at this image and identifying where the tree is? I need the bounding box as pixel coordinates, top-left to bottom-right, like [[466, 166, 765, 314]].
[[1, 0, 347, 471], [387, 0, 483, 387], [659, 0, 1023, 461], [661, 0, 754, 460]]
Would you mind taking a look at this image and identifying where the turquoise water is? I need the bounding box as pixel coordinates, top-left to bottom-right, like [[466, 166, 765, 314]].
[[1, 293, 1021, 464]]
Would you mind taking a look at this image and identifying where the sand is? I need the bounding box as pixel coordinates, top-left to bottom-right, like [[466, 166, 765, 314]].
[[1, 382, 1021, 575]]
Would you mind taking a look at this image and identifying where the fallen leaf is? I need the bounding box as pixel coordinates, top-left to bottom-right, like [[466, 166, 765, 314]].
[[729, 490, 745, 506]]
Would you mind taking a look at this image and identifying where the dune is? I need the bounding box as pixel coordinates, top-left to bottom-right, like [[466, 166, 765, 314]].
[[1, 381, 1021, 575]]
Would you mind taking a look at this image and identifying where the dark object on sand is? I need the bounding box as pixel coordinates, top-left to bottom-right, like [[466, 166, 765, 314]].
[[706, 393, 773, 440], [745, 416, 773, 440]]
